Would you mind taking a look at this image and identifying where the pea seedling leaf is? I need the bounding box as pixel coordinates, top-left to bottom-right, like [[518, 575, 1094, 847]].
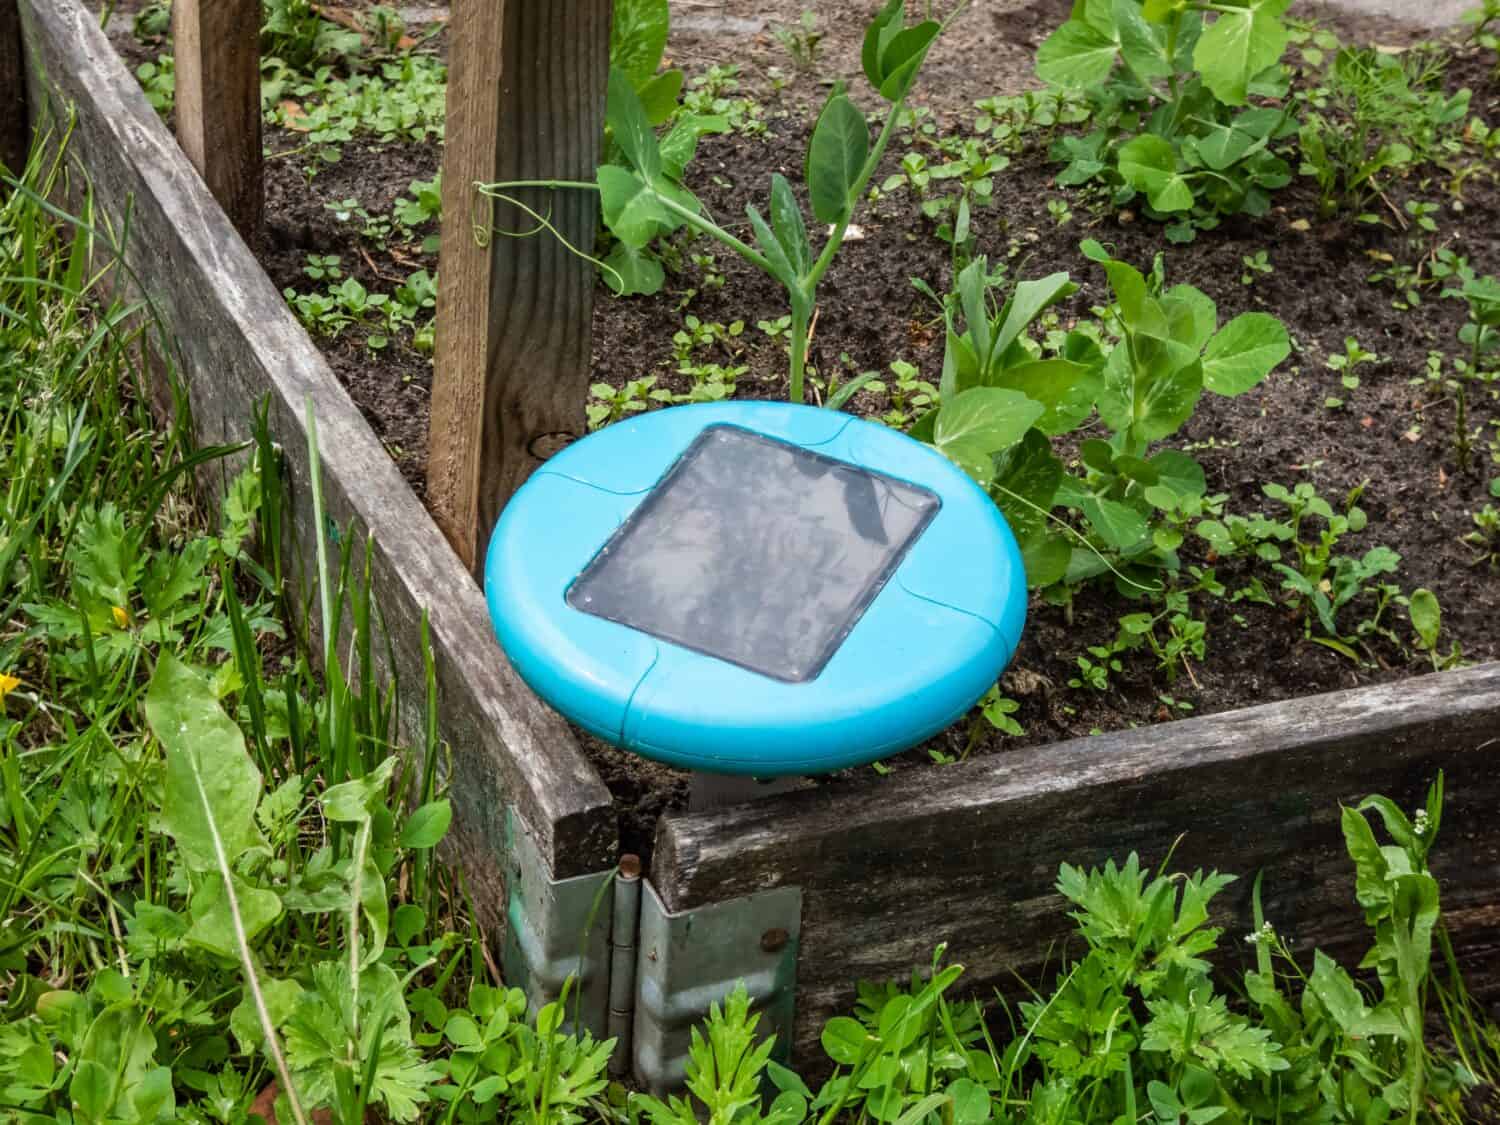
[[602, 242, 666, 297], [933, 388, 1045, 485], [1117, 134, 1194, 213], [610, 0, 671, 87], [1114, 0, 1172, 80], [1037, 18, 1120, 88], [1080, 493, 1150, 550], [598, 165, 670, 249], [861, 0, 906, 90], [991, 358, 1099, 435], [769, 173, 813, 277], [875, 21, 942, 100], [1193, 0, 1292, 107], [1201, 312, 1290, 395], [606, 67, 663, 184], [806, 91, 869, 225]]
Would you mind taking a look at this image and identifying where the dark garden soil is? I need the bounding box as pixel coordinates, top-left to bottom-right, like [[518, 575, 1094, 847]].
[[103, 1, 1500, 861]]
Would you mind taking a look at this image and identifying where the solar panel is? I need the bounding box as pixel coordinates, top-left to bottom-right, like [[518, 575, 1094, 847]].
[[567, 424, 940, 682]]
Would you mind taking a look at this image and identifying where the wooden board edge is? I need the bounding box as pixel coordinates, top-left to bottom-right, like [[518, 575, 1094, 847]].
[[17, 0, 616, 880], [656, 661, 1500, 906]]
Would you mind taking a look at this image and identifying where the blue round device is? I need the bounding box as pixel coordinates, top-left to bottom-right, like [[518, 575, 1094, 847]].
[[484, 402, 1027, 776]]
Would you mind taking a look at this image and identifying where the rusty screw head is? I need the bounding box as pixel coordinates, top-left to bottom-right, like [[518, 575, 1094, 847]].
[[760, 927, 789, 953]]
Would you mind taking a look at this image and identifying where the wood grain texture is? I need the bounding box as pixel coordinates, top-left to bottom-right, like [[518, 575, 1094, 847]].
[[171, 0, 262, 237], [428, 0, 610, 573], [0, 0, 25, 174], [655, 664, 1500, 1063], [17, 0, 616, 892]]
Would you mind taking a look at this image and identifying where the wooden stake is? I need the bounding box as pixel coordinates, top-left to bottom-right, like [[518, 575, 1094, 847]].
[[172, 0, 262, 238], [0, 0, 27, 175], [428, 0, 611, 575]]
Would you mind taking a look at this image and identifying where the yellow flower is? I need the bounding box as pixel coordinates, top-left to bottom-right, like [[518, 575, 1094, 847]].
[[0, 673, 19, 701], [111, 605, 130, 629]]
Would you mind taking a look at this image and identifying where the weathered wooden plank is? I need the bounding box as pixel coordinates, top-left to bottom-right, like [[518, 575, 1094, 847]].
[[655, 663, 1500, 1060], [172, 0, 262, 238], [1, 0, 25, 174], [18, 0, 616, 888], [427, 0, 610, 573]]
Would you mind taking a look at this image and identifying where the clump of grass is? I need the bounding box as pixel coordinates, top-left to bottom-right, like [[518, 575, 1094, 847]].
[[0, 140, 614, 1123]]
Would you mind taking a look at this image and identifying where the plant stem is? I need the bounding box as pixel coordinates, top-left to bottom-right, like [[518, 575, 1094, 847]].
[[789, 303, 812, 404], [474, 179, 778, 278]]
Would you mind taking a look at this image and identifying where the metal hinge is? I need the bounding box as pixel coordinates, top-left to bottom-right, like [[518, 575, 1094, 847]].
[[499, 814, 803, 1092]]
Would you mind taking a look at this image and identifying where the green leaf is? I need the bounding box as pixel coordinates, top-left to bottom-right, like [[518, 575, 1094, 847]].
[[862, 0, 906, 90], [1037, 19, 1120, 88], [610, 0, 670, 86], [806, 92, 869, 225], [992, 358, 1099, 434], [1019, 527, 1071, 588], [1098, 336, 1203, 442], [1194, 0, 1292, 106], [230, 976, 303, 1054], [769, 174, 812, 277], [145, 654, 266, 872], [71, 1059, 112, 1124], [993, 272, 1078, 364], [598, 165, 669, 249], [660, 112, 727, 180], [1080, 494, 1149, 550], [188, 873, 283, 957], [399, 800, 452, 849], [1148, 449, 1207, 499], [1164, 284, 1218, 350], [1193, 120, 1259, 170], [875, 21, 942, 100], [747, 205, 798, 291], [821, 1016, 870, 1065], [1409, 588, 1441, 650], [321, 757, 396, 823], [1117, 134, 1194, 213], [636, 69, 685, 127], [601, 241, 666, 297], [1201, 312, 1290, 395], [991, 429, 1064, 542], [1114, 0, 1172, 79], [606, 68, 662, 183], [932, 388, 1045, 485], [1094, 252, 1170, 338]]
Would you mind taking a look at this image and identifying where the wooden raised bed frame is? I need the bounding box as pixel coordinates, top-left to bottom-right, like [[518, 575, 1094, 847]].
[[12, 0, 1500, 1080]]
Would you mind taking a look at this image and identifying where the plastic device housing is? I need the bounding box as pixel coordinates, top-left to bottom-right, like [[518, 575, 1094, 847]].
[[484, 402, 1027, 776]]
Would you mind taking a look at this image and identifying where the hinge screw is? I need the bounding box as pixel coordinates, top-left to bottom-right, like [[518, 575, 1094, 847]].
[[760, 928, 789, 953]]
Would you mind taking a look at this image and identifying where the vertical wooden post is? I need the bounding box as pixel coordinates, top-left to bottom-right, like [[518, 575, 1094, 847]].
[[0, 0, 27, 175], [172, 0, 263, 238], [427, 0, 612, 575]]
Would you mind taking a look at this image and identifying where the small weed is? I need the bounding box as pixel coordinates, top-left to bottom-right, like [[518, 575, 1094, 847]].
[[680, 65, 767, 137], [772, 10, 823, 71], [863, 359, 939, 430], [302, 253, 343, 281], [1323, 335, 1379, 408], [1241, 249, 1274, 285], [1046, 197, 1073, 226], [1118, 593, 1207, 685], [587, 377, 670, 428], [1464, 505, 1500, 568]]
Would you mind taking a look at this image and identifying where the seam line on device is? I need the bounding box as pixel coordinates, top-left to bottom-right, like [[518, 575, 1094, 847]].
[[895, 573, 1008, 636], [618, 645, 661, 745]]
